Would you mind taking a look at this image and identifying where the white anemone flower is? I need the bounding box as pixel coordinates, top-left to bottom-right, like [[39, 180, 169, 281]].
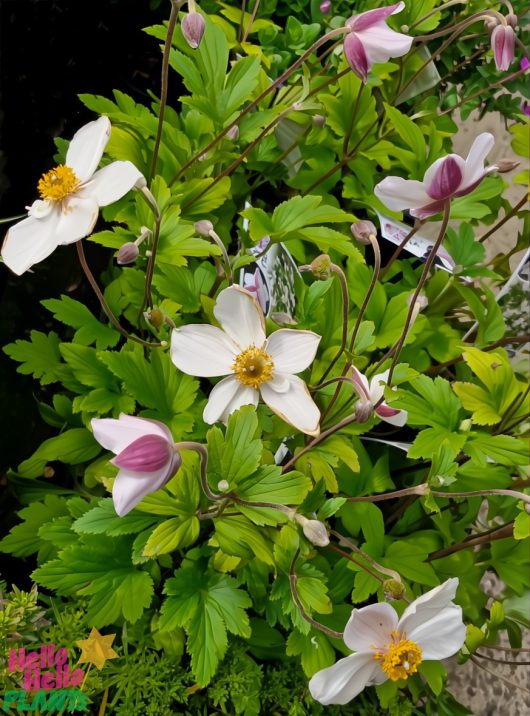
[[309, 578, 466, 706], [2, 116, 144, 275], [170, 285, 321, 435]]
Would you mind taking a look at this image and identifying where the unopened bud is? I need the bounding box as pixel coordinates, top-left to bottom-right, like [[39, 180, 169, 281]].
[[295, 515, 330, 547], [496, 159, 520, 173], [270, 312, 297, 326], [217, 480, 230, 492], [506, 13, 518, 28], [145, 308, 165, 330], [355, 400, 373, 423], [521, 57, 530, 71], [351, 221, 377, 245], [134, 176, 147, 189], [312, 114, 326, 128], [320, 0, 331, 13], [194, 219, 214, 236], [117, 242, 140, 265], [226, 125, 239, 141], [310, 254, 332, 280], [383, 578, 406, 601], [182, 12, 206, 49], [43, 466, 55, 479], [459, 419, 472, 432]]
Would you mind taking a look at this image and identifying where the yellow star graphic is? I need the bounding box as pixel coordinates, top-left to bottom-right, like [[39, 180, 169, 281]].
[[76, 628, 118, 670]]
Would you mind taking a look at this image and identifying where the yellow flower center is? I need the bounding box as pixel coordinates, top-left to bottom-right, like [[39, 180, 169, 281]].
[[232, 345, 274, 389], [373, 631, 422, 681], [37, 165, 80, 202]]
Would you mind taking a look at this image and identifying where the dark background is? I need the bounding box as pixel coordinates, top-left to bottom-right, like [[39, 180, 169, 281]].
[[0, 0, 168, 475]]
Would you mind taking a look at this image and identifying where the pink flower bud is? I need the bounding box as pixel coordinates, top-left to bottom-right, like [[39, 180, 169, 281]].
[[194, 219, 214, 236], [491, 24, 515, 71], [355, 400, 373, 423], [116, 242, 140, 265], [312, 114, 326, 128], [351, 220, 377, 245], [521, 57, 530, 71], [113, 434, 174, 472], [182, 12, 206, 49], [320, 0, 331, 14], [506, 12, 518, 28], [496, 159, 520, 173], [302, 519, 330, 547], [226, 125, 239, 141]]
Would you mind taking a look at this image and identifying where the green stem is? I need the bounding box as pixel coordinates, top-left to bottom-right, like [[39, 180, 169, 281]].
[[317, 264, 350, 383], [281, 415, 357, 473], [241, 0, 261, 43], [330, 530, 403, 584], [408, 0, 467, 31], [477, 195, 528, 243], [174, 442, 219, 500]]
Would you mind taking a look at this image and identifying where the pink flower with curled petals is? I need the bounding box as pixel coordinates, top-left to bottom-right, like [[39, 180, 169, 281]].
[[374, 133, 497, 219], [344, 3, 413, 83], [2, 117, 144, 275], [91, 414, 181, 517], [309, 579, 466, 705], [352, 367, 408, 426], [170, 285, 321, 435], [492, 24, 516, 71]]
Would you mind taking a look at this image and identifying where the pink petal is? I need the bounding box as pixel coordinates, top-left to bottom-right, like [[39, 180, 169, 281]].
[[347, 2, 405, 32], [344, 33, 369, 82], [91, 414, 173, 456], [425, 156, 464, 200], [113, 434, 173, 472], [492, 24, 515, 71], [374, 176, 431, 212], [343, 603, 399, 652], [410, 199, 448, 219], [376, 404, 408, 426], [459, 132, 495, 192]]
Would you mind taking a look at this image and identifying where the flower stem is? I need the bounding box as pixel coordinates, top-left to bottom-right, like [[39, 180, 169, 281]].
[[380, 222, 423, 279], [382, 203, 451, 390], [330, 530, 403, 584], [281, 415, 357, 473], [289, 551, 344, 639], [174, 441, 219, 500], [438, 67, 527, 116], [477, 195, 528, 243], [317, 264, 350, 384], [149, 0, 181, 184], [408, 0, 467, 31], [241, 0, 261, 43], [76, 242, 163, 348], [346, 484, 429, 503], [208, 228, 233, 284], [431, 488, 530, 506]]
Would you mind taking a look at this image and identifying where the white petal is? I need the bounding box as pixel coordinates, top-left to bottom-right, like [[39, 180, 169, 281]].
[[309, 653, 381, 706], [343, 603, 399, 652], [351, 367, 371, 399], [85, 161, 145, 207], [260, 373, 320, 435], [358, 25, 413, 67], [214, 285, 266, 349], [461, 132, 495, 191], [113, 459, 177, 516], [376, 405, 408, 427], [66, 116, 111, 183], [265, 329, 321, 374], [54, 195, 100, 245], [398, 578, 460, 639], [91, 414, 172, 455], [203, 375, 258, 424], [405, 606, 466, 660], [1, 213, 60, 275], [374, 177, 431, 212], [170, 324, 238, 377], [368, 370, 390, 403]]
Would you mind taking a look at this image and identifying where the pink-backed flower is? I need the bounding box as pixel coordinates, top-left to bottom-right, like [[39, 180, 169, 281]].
[[243, 268, 269, 313], [491, 24, 516, 71], [375, 133, 496, 219], [352, 368, 408, 427], [309, 579, 466, 706], [2, 117, 144, 276], [91, 414, 181, 516], [344, 3, 413, 83], [170, 285, 321, 435]]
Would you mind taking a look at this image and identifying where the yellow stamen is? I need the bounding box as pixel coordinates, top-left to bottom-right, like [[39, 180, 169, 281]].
[[373, 631, 422, 681], [232, 345, 274, 389], [37, 165, 80, 202]]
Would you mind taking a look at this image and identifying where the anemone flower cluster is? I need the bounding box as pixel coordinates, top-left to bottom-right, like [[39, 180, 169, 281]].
[[375, 133, 496, 219], [1, 117, 144, 276], [170, 285, 321, 435], [343, 3, 413, 83], [91, 414, 182, 516], [309, 579, 466, 705]]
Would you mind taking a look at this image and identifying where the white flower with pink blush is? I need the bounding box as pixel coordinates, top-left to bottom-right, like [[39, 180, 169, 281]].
[[309, 578, 466, 705], [170, 285, 321, 435], [352, 367, 408, 426], [344, 3, 413, 83], [91, 414, 182, 517], [2, 116, 144, 275], [375, 133, 496, 220]]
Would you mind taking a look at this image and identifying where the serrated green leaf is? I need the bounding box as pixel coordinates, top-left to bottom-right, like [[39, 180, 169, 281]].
[[42, 295, 120, 349], [3, 330, 63, 384], [18, 429, 101, 478], [73, 499, 159, 536]]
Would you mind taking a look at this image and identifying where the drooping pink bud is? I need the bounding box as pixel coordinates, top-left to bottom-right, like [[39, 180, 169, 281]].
[[226, 125, 239, 141], [491, 24, 515, 71], [113, 434, 174, 472], [520, 57, 530, 71], [312, 114, 326, 128], [351, 220, 377, 245], [320, 0, 331, 14], [194, 219, 214, 236], [116, 242, 140, 265], [182, 12, 206, 49]]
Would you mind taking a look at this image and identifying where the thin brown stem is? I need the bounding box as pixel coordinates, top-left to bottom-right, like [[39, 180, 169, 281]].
[[318, 264, 350, 383], [470, 655, 530, 694], [281, 415, 357, 473], [474, 652, 530, 666], [439, 67, 527, 116], [380, 223, 423, 279], [428, 523, 513, 560], [346, 485, 429, 503], [326, 544, 384, 584], [76, 242, 162, 348], [477, 195, 528, 243], [330, 530, 403, 584], [241, 0, 261, 43], [174, 441, 219, 500], [424, 335, 530, 375]]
